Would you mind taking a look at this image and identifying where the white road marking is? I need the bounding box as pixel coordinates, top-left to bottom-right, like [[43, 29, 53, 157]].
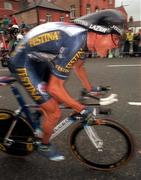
[[0, 68, 8, 72], [107, 64, 141, 106], [108, 64, 141, 67], [128, 102, 141, 106]]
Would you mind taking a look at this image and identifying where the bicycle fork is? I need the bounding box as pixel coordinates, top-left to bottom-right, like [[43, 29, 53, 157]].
[[84, 125, 103, 151]]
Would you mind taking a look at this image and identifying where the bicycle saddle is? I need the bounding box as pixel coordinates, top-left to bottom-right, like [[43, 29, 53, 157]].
[[0, 76, 16, 86]]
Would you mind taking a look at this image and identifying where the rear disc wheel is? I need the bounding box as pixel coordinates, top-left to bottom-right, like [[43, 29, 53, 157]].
[[0, 109, 35, 156]]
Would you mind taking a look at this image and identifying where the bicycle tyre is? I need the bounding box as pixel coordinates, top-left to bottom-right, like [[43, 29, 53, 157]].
[[69, 118, 134, 171], [0, 109, 35, 156]]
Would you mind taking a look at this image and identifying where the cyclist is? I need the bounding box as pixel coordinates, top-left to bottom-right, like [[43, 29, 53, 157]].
[[8, 24, 20, 52], [9, 9, 126, 161]]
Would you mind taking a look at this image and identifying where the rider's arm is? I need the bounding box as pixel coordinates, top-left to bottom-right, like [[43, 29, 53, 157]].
[[47, 75, 85, 112], [73, 59, 92, 91]]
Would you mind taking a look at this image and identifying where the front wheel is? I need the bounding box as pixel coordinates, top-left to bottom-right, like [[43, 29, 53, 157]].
[[69, 119, 134, 171]]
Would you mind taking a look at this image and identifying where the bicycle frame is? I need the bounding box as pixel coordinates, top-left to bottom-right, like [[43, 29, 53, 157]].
[[0, 75, 117, 150], [0, 77, 134, 171], [2, 82, 103, 150]]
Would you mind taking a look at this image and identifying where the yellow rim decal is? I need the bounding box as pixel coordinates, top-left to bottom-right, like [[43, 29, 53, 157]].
[[26, 137, 34, 152], [0, 144, 6, 151], [0, 113, 11, 120]]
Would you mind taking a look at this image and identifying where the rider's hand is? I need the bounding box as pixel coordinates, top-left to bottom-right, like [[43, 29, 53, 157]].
[[80, 107, 95, 124], [88, 86, 110, 96]]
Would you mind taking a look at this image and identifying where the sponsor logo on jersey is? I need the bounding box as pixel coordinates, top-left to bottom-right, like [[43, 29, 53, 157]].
[[16, 68, 42, 101], [55, 48, 84, 73], [65, 48, 84, 69], [28, 31, 61, 47], [55, 65, 69, 73]]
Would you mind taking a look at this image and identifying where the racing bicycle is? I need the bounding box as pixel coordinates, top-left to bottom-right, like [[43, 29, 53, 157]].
[[0, 76, 134, 171]]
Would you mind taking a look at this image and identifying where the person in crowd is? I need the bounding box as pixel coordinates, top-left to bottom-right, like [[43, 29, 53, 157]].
[[10, 15, 18, 25], [133, 28, 141, 56], [2, 15, 10, 29], [0, 40, 4, 49], [0, 18, 3, 32], [8, 24, 20, 52], [9, 9, 126, 161], [123, 28, 134, 56]]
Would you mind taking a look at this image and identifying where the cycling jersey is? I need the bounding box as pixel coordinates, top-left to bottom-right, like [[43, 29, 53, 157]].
[[10, 22, 88, 104]]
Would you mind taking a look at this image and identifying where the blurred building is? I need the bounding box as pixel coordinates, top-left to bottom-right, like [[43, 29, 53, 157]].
[[50, 0, 128, 20], [48, 0, 116, 19], [0, 0, 20, 18], [128, 16, 141, 33], [13, 2, 70, 26], [115, 5, 128, 20], [0, 0, 128, 26]]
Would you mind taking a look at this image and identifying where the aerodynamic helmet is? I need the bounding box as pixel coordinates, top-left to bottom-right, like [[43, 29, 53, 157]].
[[73, 9, 126, 35]]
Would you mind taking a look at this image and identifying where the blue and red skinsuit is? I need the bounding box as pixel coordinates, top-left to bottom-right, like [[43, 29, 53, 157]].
[[10, 22, 88, 104]]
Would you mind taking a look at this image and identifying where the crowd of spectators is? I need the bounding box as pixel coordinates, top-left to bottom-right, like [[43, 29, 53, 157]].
[[121, 28, 141, 57], [0, 15, 30, 51], [0, 15, 141, 59], [112, 28, 141, 58]]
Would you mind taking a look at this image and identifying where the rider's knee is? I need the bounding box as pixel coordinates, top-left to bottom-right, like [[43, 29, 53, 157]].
[[40, 98, 62, 120]]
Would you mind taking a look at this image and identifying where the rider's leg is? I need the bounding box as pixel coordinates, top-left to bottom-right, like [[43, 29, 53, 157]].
[[38, 98, 65, 161], [40, 98, 61, 144], [15, 59, 64, 161]]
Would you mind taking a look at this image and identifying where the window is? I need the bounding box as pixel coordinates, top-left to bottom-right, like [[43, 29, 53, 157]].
[[86, 4, 91, 14], [60, 16, 64, 22], [95, 6, 99, 12], [70, 5, 76, 19], [46, 14, 52, 22], [4, 2, 13, 10], [108, 0, 113, 4]]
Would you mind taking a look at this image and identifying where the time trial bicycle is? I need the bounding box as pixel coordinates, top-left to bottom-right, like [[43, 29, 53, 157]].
[[0, 76, 134, 171]]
